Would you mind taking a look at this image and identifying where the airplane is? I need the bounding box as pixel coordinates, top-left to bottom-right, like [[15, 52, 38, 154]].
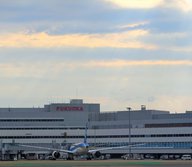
[[18, 123, 144, 160]]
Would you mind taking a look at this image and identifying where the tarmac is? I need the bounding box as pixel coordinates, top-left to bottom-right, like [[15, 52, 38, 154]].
[[0, 160, 192, 167]]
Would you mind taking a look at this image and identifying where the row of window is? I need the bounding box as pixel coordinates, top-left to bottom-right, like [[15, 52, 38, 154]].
[[1, 133, 192, 139], [84, 134, 192, 138], [145, 123, 192, 128], [0, 127, 84, 130], [0, 119, 64, 122], [0, 136, 66, 139]]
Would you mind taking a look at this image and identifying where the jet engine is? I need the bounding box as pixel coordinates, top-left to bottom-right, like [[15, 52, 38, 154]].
[[94, 151, 101, 158], [52, 151, 61, 159]]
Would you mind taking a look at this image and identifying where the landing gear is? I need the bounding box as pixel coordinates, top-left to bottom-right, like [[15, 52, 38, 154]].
[[67, 154, 74, 160], [86, 153, 93, 160]]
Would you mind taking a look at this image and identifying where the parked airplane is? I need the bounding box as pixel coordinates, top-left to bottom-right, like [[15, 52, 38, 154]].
[[18, 123, 143, 160]]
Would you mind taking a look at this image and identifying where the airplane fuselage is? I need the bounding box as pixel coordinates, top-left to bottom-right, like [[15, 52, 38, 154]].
[[69, 142, 89, 156]]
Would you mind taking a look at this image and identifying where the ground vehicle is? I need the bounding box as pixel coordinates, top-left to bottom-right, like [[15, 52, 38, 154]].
[[181, 155, 191, 160], [121, 154, 144, 160], [160, 155, 169, 160]]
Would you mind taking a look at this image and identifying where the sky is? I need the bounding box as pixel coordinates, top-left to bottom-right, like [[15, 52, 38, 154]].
[[0, 0, 192, 113]]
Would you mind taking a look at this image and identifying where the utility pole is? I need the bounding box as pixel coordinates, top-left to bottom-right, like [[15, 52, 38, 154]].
[[127, 107, 132, 159]]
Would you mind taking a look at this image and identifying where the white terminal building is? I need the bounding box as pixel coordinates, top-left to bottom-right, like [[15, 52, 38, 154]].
[[0, 99, 192, 159]]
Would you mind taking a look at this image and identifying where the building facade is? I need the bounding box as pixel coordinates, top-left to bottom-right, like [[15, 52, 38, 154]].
[[0, 99, 192, 158]]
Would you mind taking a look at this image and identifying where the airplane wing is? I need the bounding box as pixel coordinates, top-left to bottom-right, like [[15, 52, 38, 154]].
[[18, 144, 74, 154], [88, 146, 127, 153], [88, 143, 144, 153]]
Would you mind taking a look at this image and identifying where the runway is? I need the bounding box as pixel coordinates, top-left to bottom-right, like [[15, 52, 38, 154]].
[[0, 160, 192, 167]]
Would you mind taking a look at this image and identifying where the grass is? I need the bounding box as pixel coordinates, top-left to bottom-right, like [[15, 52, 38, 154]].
[[0, 160, 163, 167]]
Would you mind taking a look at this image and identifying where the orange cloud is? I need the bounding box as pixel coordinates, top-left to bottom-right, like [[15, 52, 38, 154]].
[[1, 60, 192, 78], [0, 30, 156, 50], [84, 60, 192, 67]]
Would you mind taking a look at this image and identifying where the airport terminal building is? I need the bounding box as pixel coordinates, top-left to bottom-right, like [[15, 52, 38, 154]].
[[0, 99, 192, 159]]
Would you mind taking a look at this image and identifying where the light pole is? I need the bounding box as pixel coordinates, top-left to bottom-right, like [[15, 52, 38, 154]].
[[127, 107, 132, 159]]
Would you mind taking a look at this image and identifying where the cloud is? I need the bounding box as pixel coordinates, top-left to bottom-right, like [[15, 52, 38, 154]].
[[143, 32, 192, 52], [118, 21, 150, 29], [105, 0, 161, 9], [0, 0, 192, 112], [85, 60, 192, 67], [1, 59, 192, 79], [1, 0, 191, 39], [159, 0, 192, 12], [148, 95, 192, 112], [136, 0, 192, 34], [0, 0, 114, 23], [0, 30, 156, 49], [168, 46, 192, 52]]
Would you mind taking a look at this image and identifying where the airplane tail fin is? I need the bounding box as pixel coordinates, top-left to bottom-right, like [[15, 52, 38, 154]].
[[84, 122, 88, 144]]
